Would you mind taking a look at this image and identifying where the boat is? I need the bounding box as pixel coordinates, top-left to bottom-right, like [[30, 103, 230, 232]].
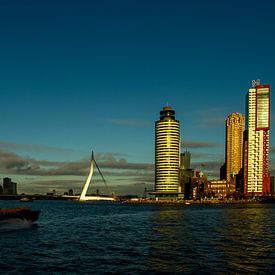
[[79, 151, 115, 202], [0, 206, 40, 224], [20, 197, 33, 202]]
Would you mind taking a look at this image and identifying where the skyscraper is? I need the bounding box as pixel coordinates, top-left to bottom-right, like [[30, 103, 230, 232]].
[[180, 151, 194, 199], [225, 112, 244, 182], [155, 106, 180, 199], [244, 81, 270, 196]]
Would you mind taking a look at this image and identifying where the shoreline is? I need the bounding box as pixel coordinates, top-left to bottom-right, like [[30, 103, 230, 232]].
[[0, 195, 274, 204], [121, 198, 265, 205]]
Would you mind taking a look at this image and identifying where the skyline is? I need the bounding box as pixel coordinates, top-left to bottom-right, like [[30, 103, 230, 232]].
[[0, 0, 274, 195]]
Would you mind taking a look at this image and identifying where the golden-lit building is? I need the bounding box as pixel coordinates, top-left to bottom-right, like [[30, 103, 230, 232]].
[[206, 180, 234, 198], [225, 112, 244, 182], [154, 106, 180, 199], [244, 82, 271, 196]]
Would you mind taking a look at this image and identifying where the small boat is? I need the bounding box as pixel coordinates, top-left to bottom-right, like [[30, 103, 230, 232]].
[[0, 206, 40, 224], [20, 197, 33, 202]]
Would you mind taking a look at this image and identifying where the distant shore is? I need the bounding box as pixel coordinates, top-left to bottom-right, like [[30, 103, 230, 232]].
[[0, 194, 68, 201], [1, 194, 274, 204]]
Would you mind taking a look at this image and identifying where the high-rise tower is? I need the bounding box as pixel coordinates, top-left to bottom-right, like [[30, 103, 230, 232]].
[[155, 106, 180, 199], [244, 81, 270, 196], [225, 112, 245, 182]]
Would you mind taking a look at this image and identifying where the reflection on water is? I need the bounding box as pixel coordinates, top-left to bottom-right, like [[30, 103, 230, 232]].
[[221, 205, 275, 273], [147, 204, 275, 274], [0, 219, 37, 232]]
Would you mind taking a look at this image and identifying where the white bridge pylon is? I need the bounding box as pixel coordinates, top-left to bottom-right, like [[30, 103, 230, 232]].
[[79, 152, 115, 201]]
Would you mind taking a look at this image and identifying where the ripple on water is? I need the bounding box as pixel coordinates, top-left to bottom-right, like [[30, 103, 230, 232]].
[[0, 201, 274, 274]]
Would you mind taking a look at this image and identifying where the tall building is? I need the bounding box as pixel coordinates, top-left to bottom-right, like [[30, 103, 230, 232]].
[[180, 151, 191, 170], [3, 177, 17, 195], [179, 151, 194, 199], [244, 81, 270, 196], [225, 112, 244, 182], [155, 106, 180, 199]]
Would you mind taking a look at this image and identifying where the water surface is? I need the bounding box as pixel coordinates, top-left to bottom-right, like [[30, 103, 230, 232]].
[[0, 200, 274, 274]]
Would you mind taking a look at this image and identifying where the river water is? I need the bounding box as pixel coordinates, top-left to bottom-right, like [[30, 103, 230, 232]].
[[0, 200, 274, 274]]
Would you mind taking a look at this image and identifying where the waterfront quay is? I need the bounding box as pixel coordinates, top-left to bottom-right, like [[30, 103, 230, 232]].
[[120, 197, 274, 204], [1, 194, 274, 204]]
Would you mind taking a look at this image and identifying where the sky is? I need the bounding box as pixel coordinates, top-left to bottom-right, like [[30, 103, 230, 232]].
[[0, 0, 274, 196]]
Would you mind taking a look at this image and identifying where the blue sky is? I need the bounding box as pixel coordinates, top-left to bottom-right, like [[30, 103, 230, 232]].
[[0, 0, 274, 195]]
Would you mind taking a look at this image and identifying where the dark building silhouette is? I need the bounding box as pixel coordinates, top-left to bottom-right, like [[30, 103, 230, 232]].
[[220, 163, 226, 180], [270, 176, 275, 194], [234, 168, 244, 197], [179, 151, 194, 199], [3, 177, 17, 195]]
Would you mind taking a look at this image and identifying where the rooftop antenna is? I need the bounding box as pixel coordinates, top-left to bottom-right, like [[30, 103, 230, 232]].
[[252, 79, 261, 87]]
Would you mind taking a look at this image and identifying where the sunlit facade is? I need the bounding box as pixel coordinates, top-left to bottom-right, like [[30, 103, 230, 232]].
[[244, 84, 270, 196], [225, 112, 244, 182], [155, 106, 180, 199]]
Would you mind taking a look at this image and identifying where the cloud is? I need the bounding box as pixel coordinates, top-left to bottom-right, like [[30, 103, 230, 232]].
[[0, 149, 87, 176], [192, 160, 223, 170], [94, 152, 154, 171], [107, 119, 150, 126], [0, 140, 76, 154], [181, 140, 220, 149], [191, 108, 227, 128], [0, 148, 154, 178], [0, 140, 225, 195], [0, 148, 155, 196]]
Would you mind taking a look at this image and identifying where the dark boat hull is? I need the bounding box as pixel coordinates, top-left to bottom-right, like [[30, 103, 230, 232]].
[[0, 206, 40, 222]]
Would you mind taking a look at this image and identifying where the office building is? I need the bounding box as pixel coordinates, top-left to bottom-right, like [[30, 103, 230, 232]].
[[180, 151, 194, 199], [191, 170, 207, 199], [244, 81, 270, 196], [206, 180, 232, 198], [155, 106, 180, 199], [225, 112, 244, 182], [3, 177, 17, 195], [180, 151, 191, 170]]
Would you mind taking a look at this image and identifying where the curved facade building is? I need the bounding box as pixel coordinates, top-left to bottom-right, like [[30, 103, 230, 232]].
[[225, 112, 244, 182], [155, 106, 180, 199]]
